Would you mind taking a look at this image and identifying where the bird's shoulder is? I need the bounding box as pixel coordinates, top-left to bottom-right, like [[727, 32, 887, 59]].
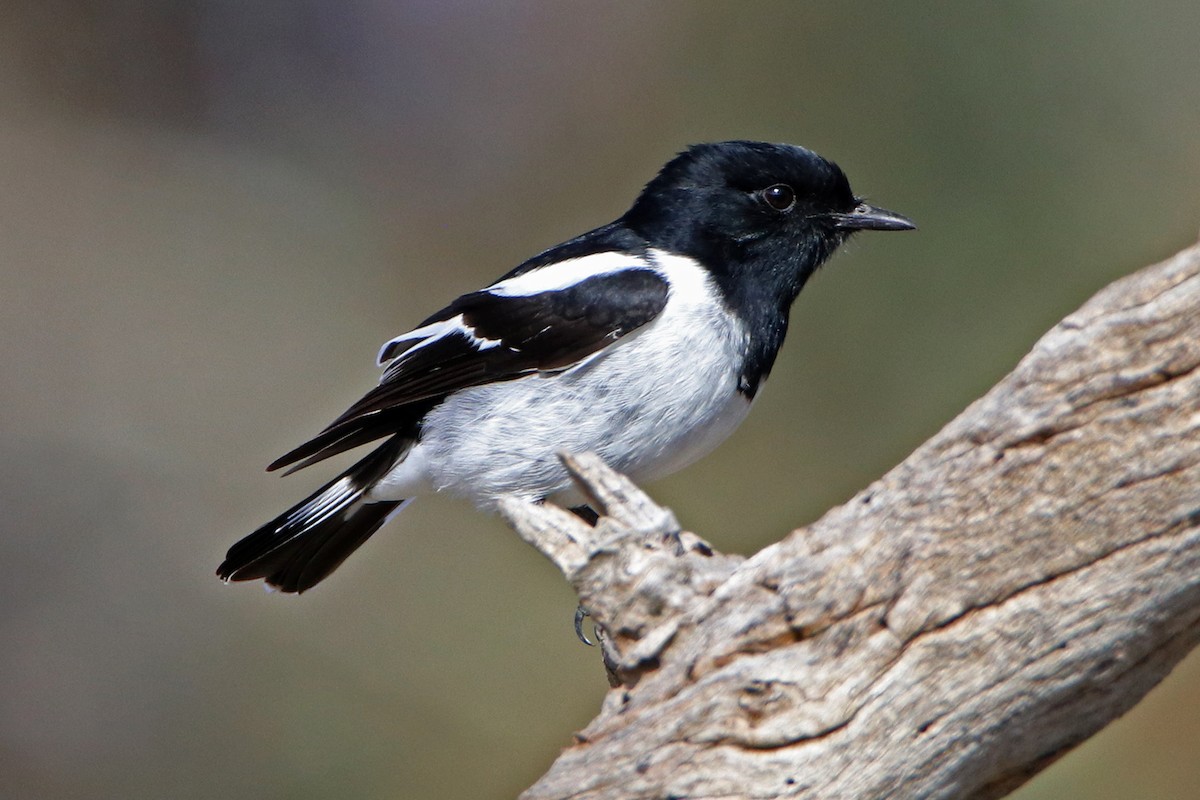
[[490, 220, 651, 283], [377, 221, 667, 368]]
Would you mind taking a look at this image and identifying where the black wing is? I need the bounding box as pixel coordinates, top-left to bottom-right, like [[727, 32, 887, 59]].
[[267, 265, 670, 473]]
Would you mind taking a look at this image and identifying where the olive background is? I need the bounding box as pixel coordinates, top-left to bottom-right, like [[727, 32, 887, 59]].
[[3, 3, 1199, 798]]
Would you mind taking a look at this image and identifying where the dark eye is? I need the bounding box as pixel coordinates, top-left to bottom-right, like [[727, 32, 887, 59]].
[[761, 183, 796, 212]]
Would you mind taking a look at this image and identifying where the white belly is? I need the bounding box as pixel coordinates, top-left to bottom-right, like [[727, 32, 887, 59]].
[[368, 253, 756, 507]]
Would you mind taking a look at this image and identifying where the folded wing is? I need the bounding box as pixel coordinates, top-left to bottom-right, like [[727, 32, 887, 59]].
[[268, 263, 670, 473]]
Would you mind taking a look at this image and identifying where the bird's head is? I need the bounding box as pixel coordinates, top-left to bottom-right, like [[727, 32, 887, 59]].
[[623, 140, 914, 304]]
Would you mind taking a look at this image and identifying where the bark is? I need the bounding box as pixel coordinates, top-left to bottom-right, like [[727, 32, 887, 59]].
[[499, 241, 1200, 800]]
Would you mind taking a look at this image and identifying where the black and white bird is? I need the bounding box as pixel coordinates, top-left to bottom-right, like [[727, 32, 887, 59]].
[[217, 140, 914, 593]]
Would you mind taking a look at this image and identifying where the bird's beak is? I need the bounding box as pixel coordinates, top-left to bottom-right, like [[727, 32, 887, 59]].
[[829, 202, 916, 232]]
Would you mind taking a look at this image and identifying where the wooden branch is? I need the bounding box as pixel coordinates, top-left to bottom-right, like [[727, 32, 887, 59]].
[[499, 240, 1200, 800]]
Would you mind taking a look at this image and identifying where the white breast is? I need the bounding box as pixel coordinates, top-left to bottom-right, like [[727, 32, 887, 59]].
[[368, 251, 755, 507]]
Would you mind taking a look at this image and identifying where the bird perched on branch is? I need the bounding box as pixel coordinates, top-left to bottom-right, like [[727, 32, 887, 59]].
[[217, 140, 914, 593]]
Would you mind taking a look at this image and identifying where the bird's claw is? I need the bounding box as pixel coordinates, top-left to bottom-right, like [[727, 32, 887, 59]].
[[574, 605, 595, 646]]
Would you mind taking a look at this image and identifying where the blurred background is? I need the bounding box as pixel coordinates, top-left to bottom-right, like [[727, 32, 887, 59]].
[[2, 2, 1199, 798]]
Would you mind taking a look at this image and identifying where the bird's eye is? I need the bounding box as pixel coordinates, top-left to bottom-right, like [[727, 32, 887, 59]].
[[761, 184, 796, 212]]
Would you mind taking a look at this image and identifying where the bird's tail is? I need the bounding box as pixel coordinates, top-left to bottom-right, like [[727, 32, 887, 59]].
[[218, 438, 410, 593]]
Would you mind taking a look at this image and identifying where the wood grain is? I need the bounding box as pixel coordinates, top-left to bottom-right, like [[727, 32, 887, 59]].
[[501, 241, 1200, 800]]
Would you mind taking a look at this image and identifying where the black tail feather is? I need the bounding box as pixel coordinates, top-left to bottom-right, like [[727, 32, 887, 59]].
[[219, 438, 409, 593], [266, 399, 438, 474]]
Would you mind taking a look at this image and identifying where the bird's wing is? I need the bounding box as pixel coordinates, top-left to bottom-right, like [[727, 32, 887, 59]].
[[268, 256, 670, 473]]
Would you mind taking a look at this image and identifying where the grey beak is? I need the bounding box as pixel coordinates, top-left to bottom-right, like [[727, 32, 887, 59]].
[[829, 202, 916, 232]]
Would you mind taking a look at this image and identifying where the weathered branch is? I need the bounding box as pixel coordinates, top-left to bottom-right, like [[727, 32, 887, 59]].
[[500, 241, 1200, 800]]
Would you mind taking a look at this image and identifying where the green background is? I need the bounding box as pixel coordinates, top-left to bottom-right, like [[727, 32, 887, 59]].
[[3, 2, 1199, 798]]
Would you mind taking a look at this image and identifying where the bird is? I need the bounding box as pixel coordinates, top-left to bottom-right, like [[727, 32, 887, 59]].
[[217, 140, 914, 594]]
